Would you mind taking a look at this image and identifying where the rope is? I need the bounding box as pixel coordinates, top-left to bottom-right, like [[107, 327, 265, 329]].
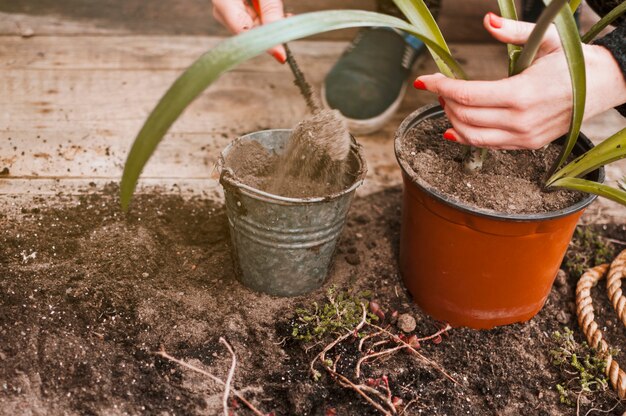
[[575, 249, 626, 399]]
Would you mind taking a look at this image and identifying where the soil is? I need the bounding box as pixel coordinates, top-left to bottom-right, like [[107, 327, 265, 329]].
[[397, 116, 585, 214], [1, 185, 625, 415], [223, 129, 358, 199]]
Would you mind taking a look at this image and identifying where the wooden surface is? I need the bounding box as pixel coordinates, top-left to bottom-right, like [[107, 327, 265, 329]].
[[0, 1, 624, 222]]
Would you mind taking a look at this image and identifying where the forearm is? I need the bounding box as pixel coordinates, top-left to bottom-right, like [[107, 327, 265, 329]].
[[593, 24, 626, 116]]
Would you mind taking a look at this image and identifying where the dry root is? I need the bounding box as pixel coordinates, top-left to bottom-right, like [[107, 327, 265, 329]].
[[310, 304, 456, 415]]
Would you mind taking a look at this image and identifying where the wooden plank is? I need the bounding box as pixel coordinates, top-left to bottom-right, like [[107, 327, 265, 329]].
[[0, 0, 526, 43]]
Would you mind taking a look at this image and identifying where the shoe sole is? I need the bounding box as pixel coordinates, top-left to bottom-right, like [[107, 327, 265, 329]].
[[321, 82, 407, 136]]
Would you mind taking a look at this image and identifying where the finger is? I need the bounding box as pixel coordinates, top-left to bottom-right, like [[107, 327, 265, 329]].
[[250, 0, 286, 63], [212, 0, 255, 34], [257, 0, 285, 25], [483, 13, 560, 55], [415, 73, 518, 107], [443, 111, 529, 150], [442, 100, 528, 134]]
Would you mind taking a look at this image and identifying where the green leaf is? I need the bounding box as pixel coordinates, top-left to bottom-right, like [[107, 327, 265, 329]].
[[496, 0, 522, 75], [548, 127, 626, 182], [512, 0, 569, 75], [546, 2, 586, 174], [119, 10, 465, 210], [549, 178, 626, 206], [569, 0, 583, 12], [392, 0, 459, 78], [581, 1, 626, 43]]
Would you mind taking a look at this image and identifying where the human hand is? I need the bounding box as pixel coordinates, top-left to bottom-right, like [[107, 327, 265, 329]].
[[413, 13, 626, 150], [212, 0, 287, 63]]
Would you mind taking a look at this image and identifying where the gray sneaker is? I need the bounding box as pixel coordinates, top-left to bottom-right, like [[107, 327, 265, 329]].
[[321, 28, 425, 135]]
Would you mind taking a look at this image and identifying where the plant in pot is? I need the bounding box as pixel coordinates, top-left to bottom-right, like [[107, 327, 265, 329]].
[[393, 0, 626, 329], [119, 0, 626, 324]]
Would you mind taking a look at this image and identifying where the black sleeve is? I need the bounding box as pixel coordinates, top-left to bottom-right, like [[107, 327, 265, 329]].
[[594, 24, 626, 116]]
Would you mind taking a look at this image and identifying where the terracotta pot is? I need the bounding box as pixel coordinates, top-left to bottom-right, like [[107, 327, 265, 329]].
[[394, 104, 604, 329]]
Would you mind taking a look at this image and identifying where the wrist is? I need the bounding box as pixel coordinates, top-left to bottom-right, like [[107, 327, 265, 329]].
[[584, 44, 626, 118]]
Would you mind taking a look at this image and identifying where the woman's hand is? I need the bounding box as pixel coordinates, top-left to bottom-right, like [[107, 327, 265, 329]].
[[212, 0, 287, 62], [414, 13, 626, 150]]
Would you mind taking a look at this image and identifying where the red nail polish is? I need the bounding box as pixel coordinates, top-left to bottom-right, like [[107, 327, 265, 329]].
[[488, 12, 503, 28], [413, 79, 427, 90], [438, 96, 446, 109], [271, 51, 286, 64], [443, 130, 457, 142]]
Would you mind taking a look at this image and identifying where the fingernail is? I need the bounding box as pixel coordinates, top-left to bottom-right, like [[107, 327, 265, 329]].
[[438, 96, 446, 109], [413, 79, 427, 90], [271, 51, 286, 64], [443, 129, 457, 142], [488, 12, 503, 29]]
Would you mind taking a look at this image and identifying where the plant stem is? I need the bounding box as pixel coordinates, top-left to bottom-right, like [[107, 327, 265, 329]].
[[463, 147, 488, 173]]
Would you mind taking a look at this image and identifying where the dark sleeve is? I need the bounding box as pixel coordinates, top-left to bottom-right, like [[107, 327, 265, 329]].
[[594, 24, 626, 117]]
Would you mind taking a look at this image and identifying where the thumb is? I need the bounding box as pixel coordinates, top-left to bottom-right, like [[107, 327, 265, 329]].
[[483, 12, 560, 50]]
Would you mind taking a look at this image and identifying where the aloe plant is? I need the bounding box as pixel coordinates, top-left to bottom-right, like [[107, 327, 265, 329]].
[[121, 0, 626, 209]]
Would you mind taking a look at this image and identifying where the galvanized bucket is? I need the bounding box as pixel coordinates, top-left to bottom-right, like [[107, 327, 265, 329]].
[[218, 129, 367, 297]]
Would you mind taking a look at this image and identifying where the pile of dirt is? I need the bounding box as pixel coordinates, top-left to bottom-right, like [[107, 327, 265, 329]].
[[1, 185, 624, 415], [397, 115, 586, 214]]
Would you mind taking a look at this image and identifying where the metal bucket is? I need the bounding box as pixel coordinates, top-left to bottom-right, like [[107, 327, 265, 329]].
[[218, 129, 367, 297]]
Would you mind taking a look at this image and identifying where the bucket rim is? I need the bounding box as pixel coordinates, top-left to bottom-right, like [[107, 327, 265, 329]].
[[219, 129, 367, 205], [394, 104, 604, 222]]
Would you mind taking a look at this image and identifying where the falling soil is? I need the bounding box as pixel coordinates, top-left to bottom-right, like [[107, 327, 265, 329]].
[[397, 115, 586, 214], [223, 119, 358, 199], [1, 184, 625, 415], [267, 110, 351, 196]]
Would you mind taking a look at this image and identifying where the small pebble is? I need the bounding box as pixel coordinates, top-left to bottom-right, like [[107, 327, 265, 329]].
[[556, 310, 570, 325], [554, 269, 567, 287], [141, 272, 149, 278], [397, 313, 417, 333]]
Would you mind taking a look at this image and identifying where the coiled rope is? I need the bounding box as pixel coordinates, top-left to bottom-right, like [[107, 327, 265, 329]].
[[575, 249, 626, 399]]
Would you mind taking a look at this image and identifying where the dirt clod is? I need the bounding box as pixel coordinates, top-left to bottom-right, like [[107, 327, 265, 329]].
[[396, 313, 417, 333]]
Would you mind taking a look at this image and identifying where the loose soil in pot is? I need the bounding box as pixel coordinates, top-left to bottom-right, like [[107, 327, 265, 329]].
[[397, 116, 584, 214], [1, 185, 625, 415]]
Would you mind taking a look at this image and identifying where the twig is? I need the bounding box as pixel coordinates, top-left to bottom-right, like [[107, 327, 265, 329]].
[[583, 400, 622, 416], [367, 323, 458, 385], [356, 345, 405, 378], [326, 367, 394, 415], [155, 347, 265, 416], [358, 329, 386, 352], [219, 337, 237, 416], [310, 303, 367, 377], [398, 398, 419, 416], [602, 237, 626, 246]]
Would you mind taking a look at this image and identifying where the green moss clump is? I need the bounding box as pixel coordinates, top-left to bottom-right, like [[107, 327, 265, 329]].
[[550, 327, 617, 406], [564, 227, 615, 278], [290, 286, 378, 343]]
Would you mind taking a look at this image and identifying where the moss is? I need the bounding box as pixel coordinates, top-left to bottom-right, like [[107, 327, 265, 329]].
[[550, 327, 617, 407], [564, 226, 615, 277], [290, 286, 378, 343]]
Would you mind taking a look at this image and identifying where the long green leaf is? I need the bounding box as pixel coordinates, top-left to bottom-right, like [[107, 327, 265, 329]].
[[569, 0, 582, 12], [549, 177, 626, 205], [547, 2, 586, 173], [496, 0, 522, 75], [581, 1, 626, 43], [513, 0, 568, 74], [120, 10, 465, 210], [548, 127, 626, 183], [392, 0, 458, 78]]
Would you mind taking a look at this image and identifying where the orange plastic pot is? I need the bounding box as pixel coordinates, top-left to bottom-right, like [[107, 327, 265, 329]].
[[394, 105, 603, 329]]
